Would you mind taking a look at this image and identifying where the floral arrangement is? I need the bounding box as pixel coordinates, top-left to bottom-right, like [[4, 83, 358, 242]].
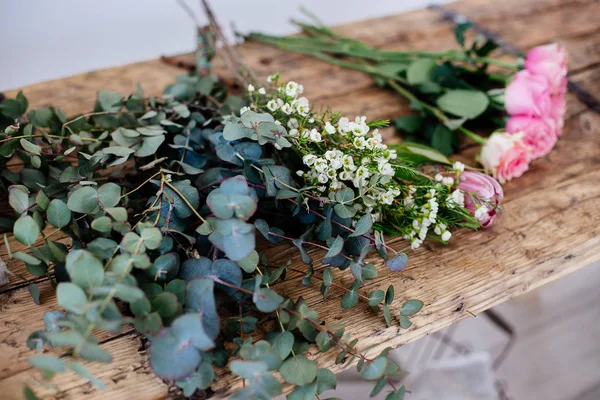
[[0, 7, 567, 400], [248, 18, 568, 184]]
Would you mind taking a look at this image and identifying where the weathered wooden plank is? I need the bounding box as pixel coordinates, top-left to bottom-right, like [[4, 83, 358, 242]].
[[1, 0, 599, 398]]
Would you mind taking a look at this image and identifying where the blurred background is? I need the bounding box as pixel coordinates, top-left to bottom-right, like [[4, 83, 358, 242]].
[[0, 0, 452, 91]]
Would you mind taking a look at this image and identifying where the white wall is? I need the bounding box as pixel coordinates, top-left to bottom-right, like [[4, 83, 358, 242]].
[[0, 0, 450, 91]]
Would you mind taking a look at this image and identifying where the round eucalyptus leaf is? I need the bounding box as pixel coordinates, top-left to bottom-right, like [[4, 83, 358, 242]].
[[146, 253, 180, 283], [13, 215, 40, 246], [47, 199, 72, 229], [150, 329, 202, 380], [67, 186, 98, 214], [66, 249, 104, 289], [97, 182, 121, 208], [29, 354, 66, 373], [56, 282, 88, 314], [91, 216, 112, 233], [279, 355, 317, 386]]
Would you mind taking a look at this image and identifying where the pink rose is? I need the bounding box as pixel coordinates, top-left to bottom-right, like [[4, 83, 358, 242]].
[[479, 132, 531, 183], [505, 70, 552, 117], [506, 115, 558, 159], [456, 170, 504, 228], [525, 44, 568, 94]]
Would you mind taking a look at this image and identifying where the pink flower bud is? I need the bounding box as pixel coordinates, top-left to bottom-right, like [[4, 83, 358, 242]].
[[456, 170, 503, 228]]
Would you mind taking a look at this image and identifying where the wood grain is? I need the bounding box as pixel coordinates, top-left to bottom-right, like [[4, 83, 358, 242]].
[[1, 0, 600, 398]]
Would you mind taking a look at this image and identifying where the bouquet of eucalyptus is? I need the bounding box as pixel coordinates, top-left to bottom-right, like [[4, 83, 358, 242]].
[[247, 13, 568, 184]]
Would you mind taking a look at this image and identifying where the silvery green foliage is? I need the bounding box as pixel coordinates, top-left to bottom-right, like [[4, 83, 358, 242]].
[[0, 74, 426, 400]]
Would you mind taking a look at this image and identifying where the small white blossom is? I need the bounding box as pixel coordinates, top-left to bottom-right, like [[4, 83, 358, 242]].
[[240, 106, 250, 114], [285, 81, 299, 97], [296, 170, 305, 177], [353, 137, 366, 149], [441, 231, 452, 241], [288, 128, 299, 138], [267, 100, 279, 112], [317, 173, 328, 184], [258, 87, 266, 95], [324, 121, 336, 134], [309, 129, 322, 142], [281, 103, 293, 115], [302, 154, 317, 166], [453, 161, 465, 172], [287, 118, 299, 129], [247, 84, 255, 92], [435, 173, 444, 182], [442, 177, 454, 186]]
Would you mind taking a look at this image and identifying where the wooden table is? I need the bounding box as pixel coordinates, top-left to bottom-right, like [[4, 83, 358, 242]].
[[1, 0, 599, 398]]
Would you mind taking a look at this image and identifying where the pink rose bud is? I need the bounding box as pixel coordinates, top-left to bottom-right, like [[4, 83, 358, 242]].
[[505, 70, 552, 117], [525, 44, 568, 94], [506, 115, 558, 159], [479, 132, 532, 184], [456, 170, 504, 228]]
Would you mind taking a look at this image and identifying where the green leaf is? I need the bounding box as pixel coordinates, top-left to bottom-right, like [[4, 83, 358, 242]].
[[141, 227, 162, 250], [97, 182, 121, 208], [237, 250, 259, 273], [29, 354, 66, 373], [399, 315, 412, 329], [350, 214, 372, 237], [385, 253, 408, 272], [9, 185, 29, 214], [325, 236, 344, 258], [20, 139, 41, 155], [23, 386, 39, 400], [135, 135, 165, 157], [66, 250, 104, 289], [431, 124, 453, 156], [13, 251, 41, 265], [13, 215, 40, 246], [46, 199, 72, 228], [79, 343, 113, 363], [406, 59, 436, 85], [383, 303, 392, 327], [385, 285, 395, 305], [28, 283, 41, 305], [288, 382, 317, 400], [279, 355, 317, 386], [230, 360, 268, 379], [361, 357, 387, 380], [368, 290, 385, 306], [97, 90, 122, 111], [91, 216, 112, 232], [316, 368, 337, 394], [341, 280, 361, 309], [400, 299, 424, 316], [316, 331, 332, 351], [146, 253, 180, 282], [371, 377, 387, 397], [333, 204, 355, 219], [56, 282, 88, 314], [393, 115, 424, 134], [105, 207, 127, 222], [270, 331, 294, 360], [389, 142, 451, 165], [362, 263, 378, 280], [149, 328, 202, 380], [253, 285, 284, 313], [45, 330, 84, 347], [436, 89, 489, 119], [67, 186, 98, 214]]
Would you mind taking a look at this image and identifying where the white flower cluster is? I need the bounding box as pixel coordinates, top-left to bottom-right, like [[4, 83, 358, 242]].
[[247, 76, 466, 246], [296, 116, 401, 221], [402, 187, 453, 248]]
